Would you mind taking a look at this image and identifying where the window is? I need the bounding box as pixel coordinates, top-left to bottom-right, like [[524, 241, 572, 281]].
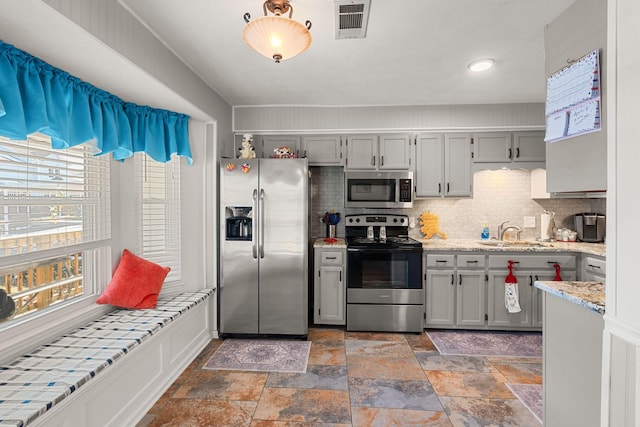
[[0, 134, 111, 322], [134, 153, 181, 283]]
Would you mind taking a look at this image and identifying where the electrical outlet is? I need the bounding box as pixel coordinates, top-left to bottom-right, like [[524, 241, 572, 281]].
[[524, 216, 536, 228]]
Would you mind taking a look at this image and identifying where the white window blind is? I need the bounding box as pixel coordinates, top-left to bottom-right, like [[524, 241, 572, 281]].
[[134, 153, 181, 282], [0, 134, 111, 320], [0, 134, 111, 255]]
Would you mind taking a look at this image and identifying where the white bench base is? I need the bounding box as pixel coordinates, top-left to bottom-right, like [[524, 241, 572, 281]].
[[0, 290, 214, 427]]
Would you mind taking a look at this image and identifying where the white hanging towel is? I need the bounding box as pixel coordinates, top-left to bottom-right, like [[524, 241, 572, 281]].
[[505, 260, 521, 313]]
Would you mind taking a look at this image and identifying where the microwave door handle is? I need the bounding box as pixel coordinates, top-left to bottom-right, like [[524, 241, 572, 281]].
[[259, 189, 265, 258], [252, 189, 258, 259]]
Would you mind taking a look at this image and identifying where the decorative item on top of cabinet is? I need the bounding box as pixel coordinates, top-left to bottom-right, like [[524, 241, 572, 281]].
[[345, 134, 411, 170], [472, 131, 546, 171], [301, 135, 343, 165], [313, 248, 345, 325], [414, 133, 472, 198]]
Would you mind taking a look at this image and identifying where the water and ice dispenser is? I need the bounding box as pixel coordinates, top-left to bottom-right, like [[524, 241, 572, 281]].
[[225, 206, 252, 240]]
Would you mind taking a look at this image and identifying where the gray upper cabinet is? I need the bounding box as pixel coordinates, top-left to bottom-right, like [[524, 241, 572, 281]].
[[513, 131, 546, 163], [544, 0, 607, 193], [473, 132, 512, 163], [345, 134, 411, 170], [379, 134, 411, 169], [345, 135, 378, 169], [472, 131, 545, 169], [301, 135, 343, 165], [415, 133, 472, 198]]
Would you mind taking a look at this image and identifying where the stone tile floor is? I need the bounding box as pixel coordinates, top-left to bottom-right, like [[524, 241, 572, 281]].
[[137, 328, 542, 426]]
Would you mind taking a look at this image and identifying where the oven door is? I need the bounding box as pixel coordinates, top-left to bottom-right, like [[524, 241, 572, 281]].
[[347, 247, 423, 304]]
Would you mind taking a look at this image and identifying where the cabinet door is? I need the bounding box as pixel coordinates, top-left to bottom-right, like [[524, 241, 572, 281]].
[[487, 271, 532, 328], [531, 271, 576, 327], [345, 135, 378, 170], [444, 133, 472, 197], [415, 133, 444, 197], [262, 136, 301, 158], [379, 134, 411, 170], [456, 271, 486, 327], [425, 270, 456, 326], [472, 132, 512, 163], [314, 266, 345, 325], [301, 135, 343, 165], [513, 131, 545, 163]]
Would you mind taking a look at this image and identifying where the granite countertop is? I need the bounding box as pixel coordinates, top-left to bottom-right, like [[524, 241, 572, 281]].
[[311, 237, 606, 256], [534, 280, 605, 314], [421, 238, 605, 257], [313, 238, 347, 248]]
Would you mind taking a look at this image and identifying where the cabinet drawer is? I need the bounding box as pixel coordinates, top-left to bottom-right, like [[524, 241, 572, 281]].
[[584, 256, 606, 276], [426, 254, 455, 268], [488, 254, 576, 270], [320, 251, 343, 265], [457, 254, 486, 268]]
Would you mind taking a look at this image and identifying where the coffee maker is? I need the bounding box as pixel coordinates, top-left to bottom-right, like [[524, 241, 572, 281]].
[[574, 213, 606, 243]]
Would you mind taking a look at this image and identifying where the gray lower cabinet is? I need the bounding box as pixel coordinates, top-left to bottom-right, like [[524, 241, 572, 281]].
[[582, 254, 606, 282], [425, 253, 486, 329], [426, 251, 577, 330], [313, 248, 345, 325], [487, 254, 576, 330]]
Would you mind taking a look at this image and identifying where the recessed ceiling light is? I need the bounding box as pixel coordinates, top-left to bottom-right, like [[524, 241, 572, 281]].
[[468, 58, 495, 72]]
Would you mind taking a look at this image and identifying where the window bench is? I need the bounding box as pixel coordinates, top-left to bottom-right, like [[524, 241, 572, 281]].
[[0, 289, 214, 427]]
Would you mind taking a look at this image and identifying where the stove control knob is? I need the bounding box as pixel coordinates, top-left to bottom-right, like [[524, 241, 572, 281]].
[[348, 218, 353, 223], [393, 218, 398, 223], [356, 218, 360, 223]]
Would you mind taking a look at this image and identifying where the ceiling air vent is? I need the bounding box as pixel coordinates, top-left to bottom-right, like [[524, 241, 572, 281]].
[[334, 0, 371, 39]]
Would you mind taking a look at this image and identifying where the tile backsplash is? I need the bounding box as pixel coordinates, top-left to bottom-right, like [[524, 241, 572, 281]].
[[310, 167, 606, 241]]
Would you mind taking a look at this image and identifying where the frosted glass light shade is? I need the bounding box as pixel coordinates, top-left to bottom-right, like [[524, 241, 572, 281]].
[[243, 16, 312, 63]]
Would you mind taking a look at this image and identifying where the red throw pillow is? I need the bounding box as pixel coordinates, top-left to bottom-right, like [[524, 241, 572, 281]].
[[96, 249, 170, 309]]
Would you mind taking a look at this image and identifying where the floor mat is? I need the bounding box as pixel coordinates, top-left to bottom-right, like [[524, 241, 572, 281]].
[[203, 339, 311, 373], [507, 383, 543, 424], [425, 330, 542, 357]]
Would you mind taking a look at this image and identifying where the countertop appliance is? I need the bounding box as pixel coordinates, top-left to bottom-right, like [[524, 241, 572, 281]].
[[575, 212, 606, 243], [219, 158, 308, 337], [345, 214, 423, 332], [344, 171, 413, 209]]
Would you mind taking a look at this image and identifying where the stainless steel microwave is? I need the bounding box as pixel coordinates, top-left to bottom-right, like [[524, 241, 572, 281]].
[[344, 171, 413, 208]]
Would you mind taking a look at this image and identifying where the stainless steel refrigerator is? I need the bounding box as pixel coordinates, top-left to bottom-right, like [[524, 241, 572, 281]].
[[219, 158, 308, 336]]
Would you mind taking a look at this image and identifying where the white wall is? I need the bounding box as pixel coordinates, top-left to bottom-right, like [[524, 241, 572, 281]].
[[234, 103, 545, 134], [602, 0, 640, 424]]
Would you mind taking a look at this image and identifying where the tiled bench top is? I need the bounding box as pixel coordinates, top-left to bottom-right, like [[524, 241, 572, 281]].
[[0, 289, 213, 427]]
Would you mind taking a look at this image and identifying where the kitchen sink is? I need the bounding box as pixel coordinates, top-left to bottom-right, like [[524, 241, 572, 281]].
[[479, 240, 543, 247]]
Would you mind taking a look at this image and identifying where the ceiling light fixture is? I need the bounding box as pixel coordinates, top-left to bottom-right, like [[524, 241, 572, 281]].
[[468, 58, 495, 72], [243, 0, 312, 63]]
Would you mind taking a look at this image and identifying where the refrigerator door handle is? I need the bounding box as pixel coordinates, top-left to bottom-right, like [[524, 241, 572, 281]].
[[259, 188, 265, 258], [252, 189, 258, 259]]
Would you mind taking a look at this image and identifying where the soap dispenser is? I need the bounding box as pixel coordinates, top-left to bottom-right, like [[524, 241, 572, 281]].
[[481, 221, 490, 240]]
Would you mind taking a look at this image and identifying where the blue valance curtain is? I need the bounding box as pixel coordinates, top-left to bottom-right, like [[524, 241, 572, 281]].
[[0, 40, 192, 164]]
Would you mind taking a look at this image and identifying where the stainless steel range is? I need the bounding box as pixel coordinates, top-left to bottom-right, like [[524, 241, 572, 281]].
[[345, 214, 424, 333]]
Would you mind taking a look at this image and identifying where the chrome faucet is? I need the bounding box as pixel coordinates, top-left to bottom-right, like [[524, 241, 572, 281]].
[[498, 221, 522, 241]]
